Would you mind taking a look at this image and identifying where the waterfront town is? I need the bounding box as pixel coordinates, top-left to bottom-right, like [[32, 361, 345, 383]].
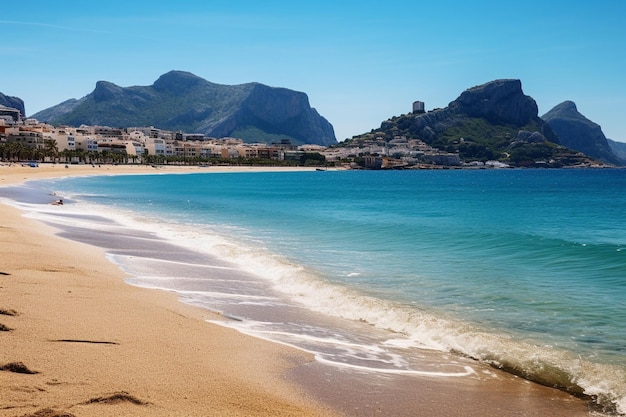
[[0, 103, 497, 169]]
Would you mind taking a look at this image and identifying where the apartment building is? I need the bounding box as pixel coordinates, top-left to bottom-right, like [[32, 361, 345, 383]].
[[6, 129, 44, 148]]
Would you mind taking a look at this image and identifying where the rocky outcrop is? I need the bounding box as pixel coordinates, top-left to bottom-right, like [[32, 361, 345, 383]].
[[515, 130, 547, 144], [608, 139, 626, 162], [451, 79, 538, 125], [92, 81, 127, 102], [542, 101, 624, 166], [0, 92, 26, 117], [32, 71, 336, 146], [390, 79, 554, 144], [205, 83, 335, 144]]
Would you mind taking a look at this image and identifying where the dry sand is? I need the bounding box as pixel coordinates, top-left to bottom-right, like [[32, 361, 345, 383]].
[[0, 163, 597, 417]]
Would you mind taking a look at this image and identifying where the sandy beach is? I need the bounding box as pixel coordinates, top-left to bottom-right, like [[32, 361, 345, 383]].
[[0, 164, 338, 417], [0, 163, 597, 417]]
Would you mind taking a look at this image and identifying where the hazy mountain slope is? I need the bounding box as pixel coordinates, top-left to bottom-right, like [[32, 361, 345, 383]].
[[542, 101, 623, 166]]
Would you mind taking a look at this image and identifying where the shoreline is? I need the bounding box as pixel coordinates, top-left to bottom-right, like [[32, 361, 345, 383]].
[[0, 162, 321, 186], [0, 164, 597, 416], [0, 165, 339, 417]]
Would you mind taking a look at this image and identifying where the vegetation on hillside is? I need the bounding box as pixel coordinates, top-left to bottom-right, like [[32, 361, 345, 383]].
[[341, 111, 594, 167]]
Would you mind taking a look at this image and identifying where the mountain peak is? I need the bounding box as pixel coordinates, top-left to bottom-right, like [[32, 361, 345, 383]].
[[452, 79, 538, 125], [152, 70, 207, 93], [542, 101, 623, 165], [554, 100, 577, 111], [93, 81, 125, 102], [542, 100, 587, 122]]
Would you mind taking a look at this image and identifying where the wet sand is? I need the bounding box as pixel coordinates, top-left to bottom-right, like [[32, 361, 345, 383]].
[[0, 163, 596, 416]]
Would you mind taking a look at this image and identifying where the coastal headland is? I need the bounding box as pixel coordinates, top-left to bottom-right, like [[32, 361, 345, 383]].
[[0, 164, 596, 416]]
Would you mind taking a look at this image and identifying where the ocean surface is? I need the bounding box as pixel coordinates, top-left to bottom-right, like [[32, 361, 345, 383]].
[[3, 168, 626, 414]]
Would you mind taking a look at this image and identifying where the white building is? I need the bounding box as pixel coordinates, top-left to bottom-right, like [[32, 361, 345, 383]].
[[145, 138, 167, 156]]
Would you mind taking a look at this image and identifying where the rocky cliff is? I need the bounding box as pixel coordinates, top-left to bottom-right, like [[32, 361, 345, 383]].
[[0, 92, 26, 117], [387, 79, 557, 144], [453, 79, 539, 125], [346, 79, 597, 167], [608, 139, 626, 162], [32, 71, 337, 146], [542, 101, 624, 166]]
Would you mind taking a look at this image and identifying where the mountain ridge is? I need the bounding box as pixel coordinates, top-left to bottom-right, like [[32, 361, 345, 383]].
[[32, 71, 337, 146]]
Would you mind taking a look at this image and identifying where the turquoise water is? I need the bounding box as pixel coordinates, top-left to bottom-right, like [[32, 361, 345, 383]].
[[9, 169, 626, 413]]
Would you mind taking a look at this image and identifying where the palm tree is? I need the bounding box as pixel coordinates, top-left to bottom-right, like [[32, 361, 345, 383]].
[[60, 149, 72, 164], [77, 149, 87, 164], [6, 142, 24, 161], [18, 144, 34, 161], [43, 139, 59, 162], [86, 151, 98, 165]]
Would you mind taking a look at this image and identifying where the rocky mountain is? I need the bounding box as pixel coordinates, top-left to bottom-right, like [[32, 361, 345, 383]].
[[343, 79, 597, 167], [396, 79, 553, 143], [32, 71, 337, 146], [33, 98, 81, 122], [542, 101, 624, 166], [608, 139, 626, 162], [0, 92, 26, 117]]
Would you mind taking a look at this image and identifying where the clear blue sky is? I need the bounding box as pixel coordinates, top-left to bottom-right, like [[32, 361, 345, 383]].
[[2, 0, 625, 142]]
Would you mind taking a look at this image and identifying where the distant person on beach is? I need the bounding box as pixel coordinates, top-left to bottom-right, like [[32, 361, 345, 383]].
[[52, 199, 63, 205]]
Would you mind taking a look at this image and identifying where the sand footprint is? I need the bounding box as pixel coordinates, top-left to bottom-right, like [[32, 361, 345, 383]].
[[0, 308, 18, 331], [0, 308, 19, 316], [0, 361, 39, 374], [83, 391, 149, 406], [16, 408, 76, 417]]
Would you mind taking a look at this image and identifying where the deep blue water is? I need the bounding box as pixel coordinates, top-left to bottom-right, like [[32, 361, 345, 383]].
[[7, 168, 626, 413]]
